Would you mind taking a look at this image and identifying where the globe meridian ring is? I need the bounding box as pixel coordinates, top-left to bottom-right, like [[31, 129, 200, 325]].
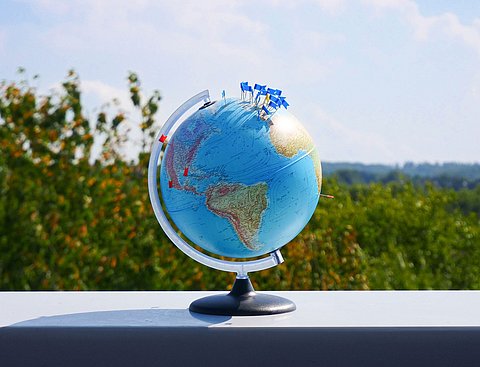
[[148, 90, 284, 276]]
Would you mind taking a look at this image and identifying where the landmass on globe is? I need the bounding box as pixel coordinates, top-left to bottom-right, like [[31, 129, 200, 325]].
[[159, 82, 322, 258], [206, 182, 268, 251]]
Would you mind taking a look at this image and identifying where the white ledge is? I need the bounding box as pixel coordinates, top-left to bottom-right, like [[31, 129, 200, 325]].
[[1, 290, 480, 328], [1, 291, 480, 367]]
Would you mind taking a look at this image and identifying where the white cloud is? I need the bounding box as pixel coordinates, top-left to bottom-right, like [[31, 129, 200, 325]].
[[34, 0, 270, 57], [33, 0, 150, 16], [81, 80, 130, 109], [9, 0, 477, 163], [311, 0, 346, 15], [281, 57, 338, 85], [44, 79, 132, 114], [300, 30, 346, 49], [264, 0, 346, 14], [35, 1, 157, 51], [33, 0, 72, 15], [306, 106, 415, 163], [31, 0, 276, 88], [30, 0, 339, 93], [81, 79, 146, 160], [281, 29, 345, 84], [364, 0, 480, 56]]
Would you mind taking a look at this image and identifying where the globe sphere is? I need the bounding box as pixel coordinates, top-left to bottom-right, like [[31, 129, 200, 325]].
[[160, 98, 321, 258]]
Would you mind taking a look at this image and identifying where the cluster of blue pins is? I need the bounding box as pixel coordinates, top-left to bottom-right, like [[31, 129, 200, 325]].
[[239, 82, 289, 121]]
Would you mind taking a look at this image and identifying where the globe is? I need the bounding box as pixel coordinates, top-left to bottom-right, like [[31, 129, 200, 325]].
[[159, 97, 322, 259]]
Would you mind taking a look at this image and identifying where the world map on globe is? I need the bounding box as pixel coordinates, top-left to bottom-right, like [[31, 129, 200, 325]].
[[160, 90, 322, 259]]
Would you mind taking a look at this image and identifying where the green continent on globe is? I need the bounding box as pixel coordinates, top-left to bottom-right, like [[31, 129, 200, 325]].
[[205, 182, 268, 250], [270, 112, 322, 193]]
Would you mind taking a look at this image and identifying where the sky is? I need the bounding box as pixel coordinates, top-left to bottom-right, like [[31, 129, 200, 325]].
[[1, 0, 480, 164]]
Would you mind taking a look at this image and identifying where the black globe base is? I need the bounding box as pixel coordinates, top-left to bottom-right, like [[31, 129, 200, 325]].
[[189, 276, 296, 316]]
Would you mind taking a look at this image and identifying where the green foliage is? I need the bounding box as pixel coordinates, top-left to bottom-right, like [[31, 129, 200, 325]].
[[0, 72, 479, 290], [324, 161, 480, 181], [345, 183, 480, 289], [326, 162, 480, 189]]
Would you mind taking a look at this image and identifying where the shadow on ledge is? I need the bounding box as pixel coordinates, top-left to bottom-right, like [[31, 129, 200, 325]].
[[9, 308, 231, 328]]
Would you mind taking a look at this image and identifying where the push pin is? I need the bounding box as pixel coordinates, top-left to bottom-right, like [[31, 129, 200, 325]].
[[320, 194, 335, 199]]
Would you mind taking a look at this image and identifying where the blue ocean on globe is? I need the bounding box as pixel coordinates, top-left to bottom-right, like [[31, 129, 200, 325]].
[[160, 97, 322, 258]]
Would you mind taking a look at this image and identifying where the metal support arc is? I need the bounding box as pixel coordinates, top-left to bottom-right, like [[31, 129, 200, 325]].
[[163, 90, 210, 135], [148, 90, 283, 275]]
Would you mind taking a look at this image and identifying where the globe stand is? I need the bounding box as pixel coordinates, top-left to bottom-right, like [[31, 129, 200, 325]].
[[189, 276, 296, 316], [149, 90, 299, 317]]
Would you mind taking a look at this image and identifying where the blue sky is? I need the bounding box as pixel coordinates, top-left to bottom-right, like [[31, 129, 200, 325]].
[[1, 0, 479, 163]]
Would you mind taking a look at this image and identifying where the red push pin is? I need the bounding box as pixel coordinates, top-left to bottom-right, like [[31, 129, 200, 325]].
[[183, 167, 189, 177], [159, 134, 167, 143], [168, 180, 173, 188]]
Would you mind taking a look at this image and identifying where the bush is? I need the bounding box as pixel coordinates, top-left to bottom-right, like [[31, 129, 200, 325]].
[[1, 71, 479, 290]]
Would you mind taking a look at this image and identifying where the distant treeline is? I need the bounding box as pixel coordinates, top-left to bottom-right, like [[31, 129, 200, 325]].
[[323, 162, 480, 190]]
